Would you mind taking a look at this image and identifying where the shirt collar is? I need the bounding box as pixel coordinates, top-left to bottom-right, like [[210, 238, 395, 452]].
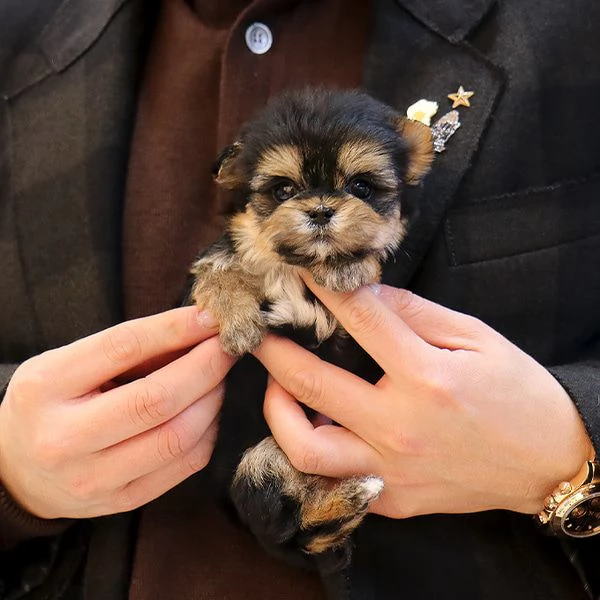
[[188, 0, 253, 28]]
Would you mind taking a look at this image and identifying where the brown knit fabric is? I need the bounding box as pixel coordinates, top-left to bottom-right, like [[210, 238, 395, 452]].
[[124, 0, 371, 597], [122, 0, 227, 319], [0, 485, 72, 549], [130, 478, 325, 600], [122, 0, 371, 319]]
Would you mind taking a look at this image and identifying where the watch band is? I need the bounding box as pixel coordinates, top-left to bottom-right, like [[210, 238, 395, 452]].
[[537, 459, 600, 538]]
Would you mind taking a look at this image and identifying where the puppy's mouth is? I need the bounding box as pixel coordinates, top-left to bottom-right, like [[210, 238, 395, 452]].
[[308, 223, 332, 237], [275, 241, 370, 268]]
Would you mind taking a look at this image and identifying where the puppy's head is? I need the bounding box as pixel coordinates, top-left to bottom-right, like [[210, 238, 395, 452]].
[[215, 89, 433, 286]]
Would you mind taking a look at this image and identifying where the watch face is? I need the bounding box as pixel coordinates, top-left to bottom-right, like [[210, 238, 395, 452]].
[[561, 493, 600, 538]]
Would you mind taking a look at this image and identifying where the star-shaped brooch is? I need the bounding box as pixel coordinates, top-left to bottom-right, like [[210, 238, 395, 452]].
[[447, 86, 474, 108]]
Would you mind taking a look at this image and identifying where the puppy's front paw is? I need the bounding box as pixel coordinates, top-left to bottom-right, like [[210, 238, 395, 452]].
[[220, 319, 266, 356], [193, 271, 265, 356], [231, 437, 383, 570]]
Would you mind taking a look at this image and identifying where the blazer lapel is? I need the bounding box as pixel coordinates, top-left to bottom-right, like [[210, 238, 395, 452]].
[[1, 0, 130, 100], [4, 0, 148, 349], [364, 0, 504, 289]]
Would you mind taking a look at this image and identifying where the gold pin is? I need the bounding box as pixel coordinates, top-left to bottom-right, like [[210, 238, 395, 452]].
[[448, 86, 474, 108]]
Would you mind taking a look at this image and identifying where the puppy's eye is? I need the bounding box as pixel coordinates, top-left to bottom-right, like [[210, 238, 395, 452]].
[[272, 180, 297, 202], [347, 178, 373, 200]]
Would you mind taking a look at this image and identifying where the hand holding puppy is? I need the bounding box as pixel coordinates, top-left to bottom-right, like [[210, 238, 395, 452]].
[[255, 280, 594, 518], [0, 307, 233, 519]]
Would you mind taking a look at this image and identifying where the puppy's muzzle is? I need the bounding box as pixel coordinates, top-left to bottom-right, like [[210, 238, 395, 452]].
[[307, 205, 335, 226]]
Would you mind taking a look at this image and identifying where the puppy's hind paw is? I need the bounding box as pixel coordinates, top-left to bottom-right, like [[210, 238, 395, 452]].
[[299, 475, 384, 555], [231, 438, 384, 570]]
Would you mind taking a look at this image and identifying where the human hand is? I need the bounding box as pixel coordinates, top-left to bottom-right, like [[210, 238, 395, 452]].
[[254, 281, 594, 519], [0, 307, 234, 519]]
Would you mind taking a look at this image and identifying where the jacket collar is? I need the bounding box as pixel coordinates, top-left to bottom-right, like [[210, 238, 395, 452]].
[[1, 0, 130, 99], [1, 0, 496, 98], [395, 0, 497, 43], [360, 0, 505, 289]]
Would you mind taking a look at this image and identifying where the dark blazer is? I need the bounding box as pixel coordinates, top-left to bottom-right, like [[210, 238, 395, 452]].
[[1, 0, 599, 598]]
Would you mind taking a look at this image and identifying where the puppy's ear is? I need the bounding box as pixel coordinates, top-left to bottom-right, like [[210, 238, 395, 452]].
[[212, 141, 244, 189], [394, 118, 434, 185]]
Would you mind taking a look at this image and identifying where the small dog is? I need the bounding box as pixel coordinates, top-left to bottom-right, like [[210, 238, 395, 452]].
[[191, 89, 433, 570]]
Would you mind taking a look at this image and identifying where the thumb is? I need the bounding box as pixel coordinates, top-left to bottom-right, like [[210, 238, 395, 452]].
[[376, 286, 487, 350]]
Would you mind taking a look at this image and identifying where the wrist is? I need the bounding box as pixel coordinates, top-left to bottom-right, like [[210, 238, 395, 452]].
[[0, 482, 72, 548], [515, 379, 594, 515], [0, 435, 45, 519], [542, 382, 594, 486]]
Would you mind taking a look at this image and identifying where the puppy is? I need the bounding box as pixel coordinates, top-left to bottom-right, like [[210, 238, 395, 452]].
[[191, 89, 433, 570]]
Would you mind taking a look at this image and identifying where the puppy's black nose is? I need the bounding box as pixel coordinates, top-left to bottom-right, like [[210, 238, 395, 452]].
[[308, 206, 335, 225]]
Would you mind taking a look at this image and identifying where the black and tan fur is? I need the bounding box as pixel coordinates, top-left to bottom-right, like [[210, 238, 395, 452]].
[[191, 89, 433, 569]]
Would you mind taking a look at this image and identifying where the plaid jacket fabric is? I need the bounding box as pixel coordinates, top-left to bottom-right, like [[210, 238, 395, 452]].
[[1, 0, 599, 598]]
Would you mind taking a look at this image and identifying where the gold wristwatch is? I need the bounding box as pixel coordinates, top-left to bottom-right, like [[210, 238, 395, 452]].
[[537, 459, 600, 538]]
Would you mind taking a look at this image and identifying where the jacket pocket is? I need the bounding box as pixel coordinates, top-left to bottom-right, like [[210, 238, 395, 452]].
[[445, 173, 600, 266]]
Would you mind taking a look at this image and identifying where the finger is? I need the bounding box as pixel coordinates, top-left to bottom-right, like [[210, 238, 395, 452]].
[[36, 307, 218, 398], [255, 335, 382, 441], [376, 286, 485, 350], [264, 379, 377, 477], [108, 419, 219, 515], [112, 348, 189, 386], [301, 273, 435, 375], [92, 384, 223, 487], [71, 336, 233, 450]]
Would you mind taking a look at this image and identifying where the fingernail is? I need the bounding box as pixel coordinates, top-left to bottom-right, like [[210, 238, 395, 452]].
[[196, 310, 218, 329], [368, 283, 382, 296]]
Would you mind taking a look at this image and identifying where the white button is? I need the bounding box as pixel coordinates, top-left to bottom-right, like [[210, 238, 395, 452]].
[[245, 23, 273, 55]]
